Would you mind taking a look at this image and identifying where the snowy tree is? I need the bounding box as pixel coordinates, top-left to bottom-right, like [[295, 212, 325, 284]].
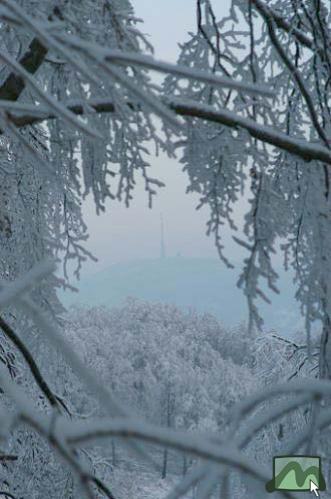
[[1, 0, 331, 497], [162, 0, 331, 349], [63, 301, 256, 470]]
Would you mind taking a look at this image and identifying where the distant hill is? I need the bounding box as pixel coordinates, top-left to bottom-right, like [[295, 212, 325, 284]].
[[60, 257, 303, 334]]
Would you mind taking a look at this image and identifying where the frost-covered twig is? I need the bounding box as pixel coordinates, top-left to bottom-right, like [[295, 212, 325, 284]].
[[0, 315, 61, 411], [0, 363, 117, 499], [0, 50, 101, 139], [60, 419, 270, 483], [234, 393, 312, 449], [54, 34, 275, 97], [5, 96, 331, 167], [16, 289, 161, 473], [0, 492, 17, 499], [57, 417, 295, 498], [257, 6, 330, 149], [233, 378, 328, 420], [168, 98, 331, 164], [164, 464, 209, 499], [0, 0, 100, 88], [0, 259, 55, 308], [251, 0, 313, 49]]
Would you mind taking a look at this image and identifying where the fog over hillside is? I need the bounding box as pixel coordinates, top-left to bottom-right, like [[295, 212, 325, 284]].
[[62, 257, 302, 336]]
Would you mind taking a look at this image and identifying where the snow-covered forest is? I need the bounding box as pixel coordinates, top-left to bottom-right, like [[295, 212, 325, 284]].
[[1, 0, 331, 497]]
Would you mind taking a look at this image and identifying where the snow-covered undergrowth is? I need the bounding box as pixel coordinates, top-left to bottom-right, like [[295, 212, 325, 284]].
[[58, 299, 314, 498], [0, 264, 322, 498]]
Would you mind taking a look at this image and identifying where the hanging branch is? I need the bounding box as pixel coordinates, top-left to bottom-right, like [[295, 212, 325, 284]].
[[0, 315, 61, 410], [251, 0, 313, 49], [1, 97, 330, 165]]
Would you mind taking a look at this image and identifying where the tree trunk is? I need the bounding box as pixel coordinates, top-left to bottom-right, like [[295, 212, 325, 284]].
[[316, 318, 331, 477], [182, 454, 188, 476], [162, 448, 168, 479], [111, 440, 116, 467], [161, 387, 172, 479], [319, 318, 331, 379]]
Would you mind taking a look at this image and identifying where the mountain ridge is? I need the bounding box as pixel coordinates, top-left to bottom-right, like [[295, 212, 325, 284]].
[[60, 257, 301, 333]]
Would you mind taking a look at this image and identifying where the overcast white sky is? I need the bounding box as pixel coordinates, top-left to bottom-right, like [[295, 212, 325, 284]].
[[79, 0, 241, 277]]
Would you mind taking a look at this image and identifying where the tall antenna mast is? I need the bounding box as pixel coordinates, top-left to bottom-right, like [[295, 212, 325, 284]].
[[160, 213, 166, 259]]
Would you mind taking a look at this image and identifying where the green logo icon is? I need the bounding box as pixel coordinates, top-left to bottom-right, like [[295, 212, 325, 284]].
[[266, 455, 326, 494]]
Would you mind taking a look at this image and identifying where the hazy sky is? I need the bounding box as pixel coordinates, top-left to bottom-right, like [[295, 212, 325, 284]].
[[66, 0, 301, 332], [79, 0, 237, 277]]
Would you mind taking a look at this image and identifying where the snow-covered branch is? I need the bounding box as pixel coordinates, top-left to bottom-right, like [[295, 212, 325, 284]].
[[168, 98, 331, 164], [3, 96, 331, 166], [251, 0, 313, 49], [0, 315, 61, 411], [53, 34, 276, 97]]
